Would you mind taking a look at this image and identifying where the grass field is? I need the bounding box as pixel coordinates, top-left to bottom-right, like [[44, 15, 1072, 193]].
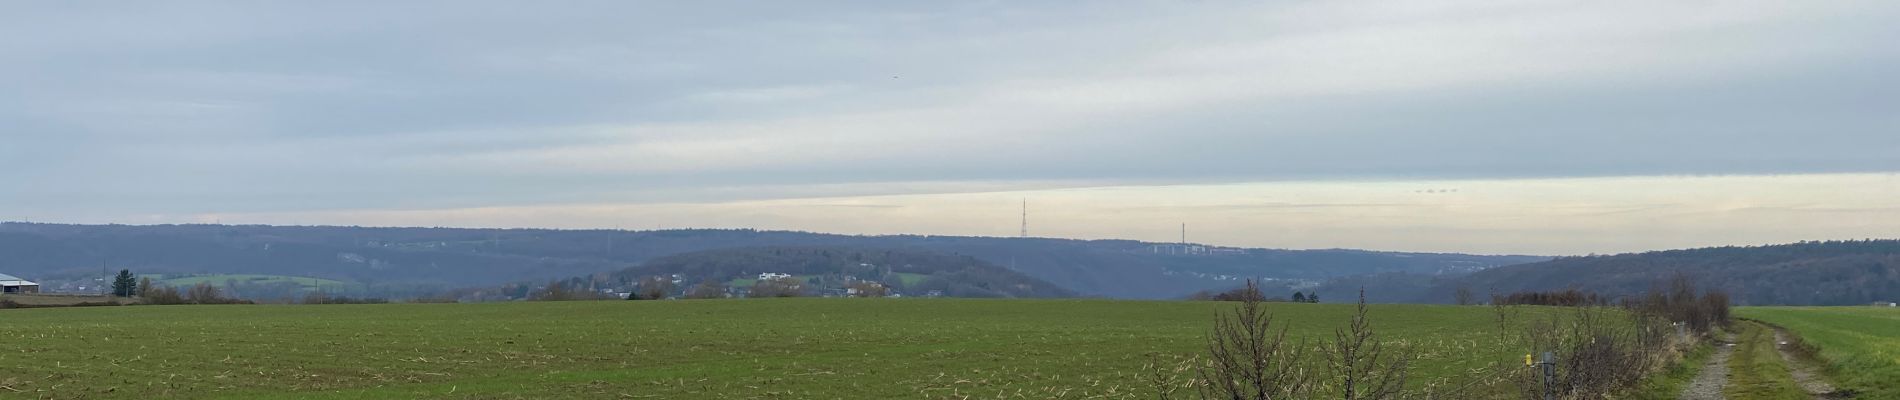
[[0, 300, 1559, 399], [1737, 306, 1900, 398], [151, 274, 354, 291]]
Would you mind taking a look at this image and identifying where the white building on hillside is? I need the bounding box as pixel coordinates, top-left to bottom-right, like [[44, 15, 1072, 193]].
[[758, 272, 792, 280]]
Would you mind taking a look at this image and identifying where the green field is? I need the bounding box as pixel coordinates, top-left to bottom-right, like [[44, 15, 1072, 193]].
[[1737, 306, 1900, 398], [0, 300, 1557, 399], [151, 274, 354, 291]]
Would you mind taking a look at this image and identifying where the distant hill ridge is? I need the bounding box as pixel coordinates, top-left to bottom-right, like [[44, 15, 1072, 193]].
[[614, 246, 1074, 298], [1317, 240, 1900, 306], [0, 222, 1546, 299]]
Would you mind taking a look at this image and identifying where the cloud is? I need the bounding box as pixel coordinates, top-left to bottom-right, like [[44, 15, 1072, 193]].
[[2, 0, 1898, 250], [173, 173, 1900, 255]]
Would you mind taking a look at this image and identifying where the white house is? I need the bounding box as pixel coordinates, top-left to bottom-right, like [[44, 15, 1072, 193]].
[[0, 273, 40, 294], [758, 272, 792, 280], [845, 281, 885, 296]]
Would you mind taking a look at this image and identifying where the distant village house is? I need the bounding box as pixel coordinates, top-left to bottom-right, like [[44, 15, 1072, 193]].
[[758, 272, 792, 280]]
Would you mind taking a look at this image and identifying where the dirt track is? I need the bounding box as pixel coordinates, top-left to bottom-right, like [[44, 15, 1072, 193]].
[[1680, 332, 1735, 400], [1772, 327, 1848, 399]]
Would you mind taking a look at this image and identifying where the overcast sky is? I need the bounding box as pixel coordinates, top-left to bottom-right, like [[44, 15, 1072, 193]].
[[4, 1, 1897, 254]]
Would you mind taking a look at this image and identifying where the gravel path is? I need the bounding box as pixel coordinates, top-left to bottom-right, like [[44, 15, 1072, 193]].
[[1680, 332, 1735, 400], [1772, 328, 1847, 399]]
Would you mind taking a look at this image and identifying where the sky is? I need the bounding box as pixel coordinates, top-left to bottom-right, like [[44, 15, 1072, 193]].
[[3, 1, 1898, 255]]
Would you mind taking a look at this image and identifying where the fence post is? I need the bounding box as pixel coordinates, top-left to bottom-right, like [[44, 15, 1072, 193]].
[[1541, 351, 1556, 400]]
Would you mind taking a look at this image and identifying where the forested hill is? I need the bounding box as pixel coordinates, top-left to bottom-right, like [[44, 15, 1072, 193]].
[[614, 247, 1074, 298], [0, 222, 1543, 299], [1351, 240, 1900, 306]]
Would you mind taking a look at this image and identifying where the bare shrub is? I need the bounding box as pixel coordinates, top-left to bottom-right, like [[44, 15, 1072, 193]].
[[1324, 289, 1408, 400], [636, 276, 678, 300], [1160, 282, 1435, 399], [142, 284, 186, 305], [1621, 273, 1731, 335], [1538, 309, 1660, 398], [1497, 275, 1730, 399], [683, 282, 727, 299], [1196, 280, 1314, 399], [185, 282, 248, 304]]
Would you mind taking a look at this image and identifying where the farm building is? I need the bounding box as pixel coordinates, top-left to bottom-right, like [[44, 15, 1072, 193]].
[[0, 273, 40, 294], [758, 272, 792, 280]]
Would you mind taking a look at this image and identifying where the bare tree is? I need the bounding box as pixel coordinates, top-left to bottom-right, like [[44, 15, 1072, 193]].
[[186, 282, 226, 304], [683, 281, 726, 299], [532, 281, 589, 301], [1453, 287, 1474, 306], [1197, 279, 1313, 400], [141, 284, 185, 305], [1324, 289, 1409, 400], [638, 276, 678, 300], [750, 277, 805, 298]]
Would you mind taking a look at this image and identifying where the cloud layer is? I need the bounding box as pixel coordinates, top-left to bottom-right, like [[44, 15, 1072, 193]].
[[4, 1, 1898, 252]]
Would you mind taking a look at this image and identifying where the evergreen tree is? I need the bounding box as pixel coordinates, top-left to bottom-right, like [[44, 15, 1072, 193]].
[[1292, 292, 1307, 302], [111, 269, 137, 297]]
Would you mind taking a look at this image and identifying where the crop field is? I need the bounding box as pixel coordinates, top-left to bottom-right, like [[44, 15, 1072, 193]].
[[1736, 306, 1900, 398], [0, 299, 1557, 399]]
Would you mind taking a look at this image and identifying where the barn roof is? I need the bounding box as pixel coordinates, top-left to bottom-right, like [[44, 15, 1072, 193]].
[[0, 273, 37, 286]]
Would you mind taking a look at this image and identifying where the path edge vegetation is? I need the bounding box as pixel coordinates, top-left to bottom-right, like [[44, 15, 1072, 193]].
[[1150, 276, 1733, 399], [1629, 341, 1713, 399]]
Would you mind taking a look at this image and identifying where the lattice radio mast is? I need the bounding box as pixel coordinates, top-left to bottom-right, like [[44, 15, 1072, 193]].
[[1019, 199, 1028, 238]]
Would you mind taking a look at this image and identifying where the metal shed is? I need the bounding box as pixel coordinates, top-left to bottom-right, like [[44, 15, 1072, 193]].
[[0, 273, 40, 294]]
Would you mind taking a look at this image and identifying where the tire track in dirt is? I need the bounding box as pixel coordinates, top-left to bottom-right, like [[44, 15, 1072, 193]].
[[1680, 332, 1735, 400], [1771, 327, 1849, 399]]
